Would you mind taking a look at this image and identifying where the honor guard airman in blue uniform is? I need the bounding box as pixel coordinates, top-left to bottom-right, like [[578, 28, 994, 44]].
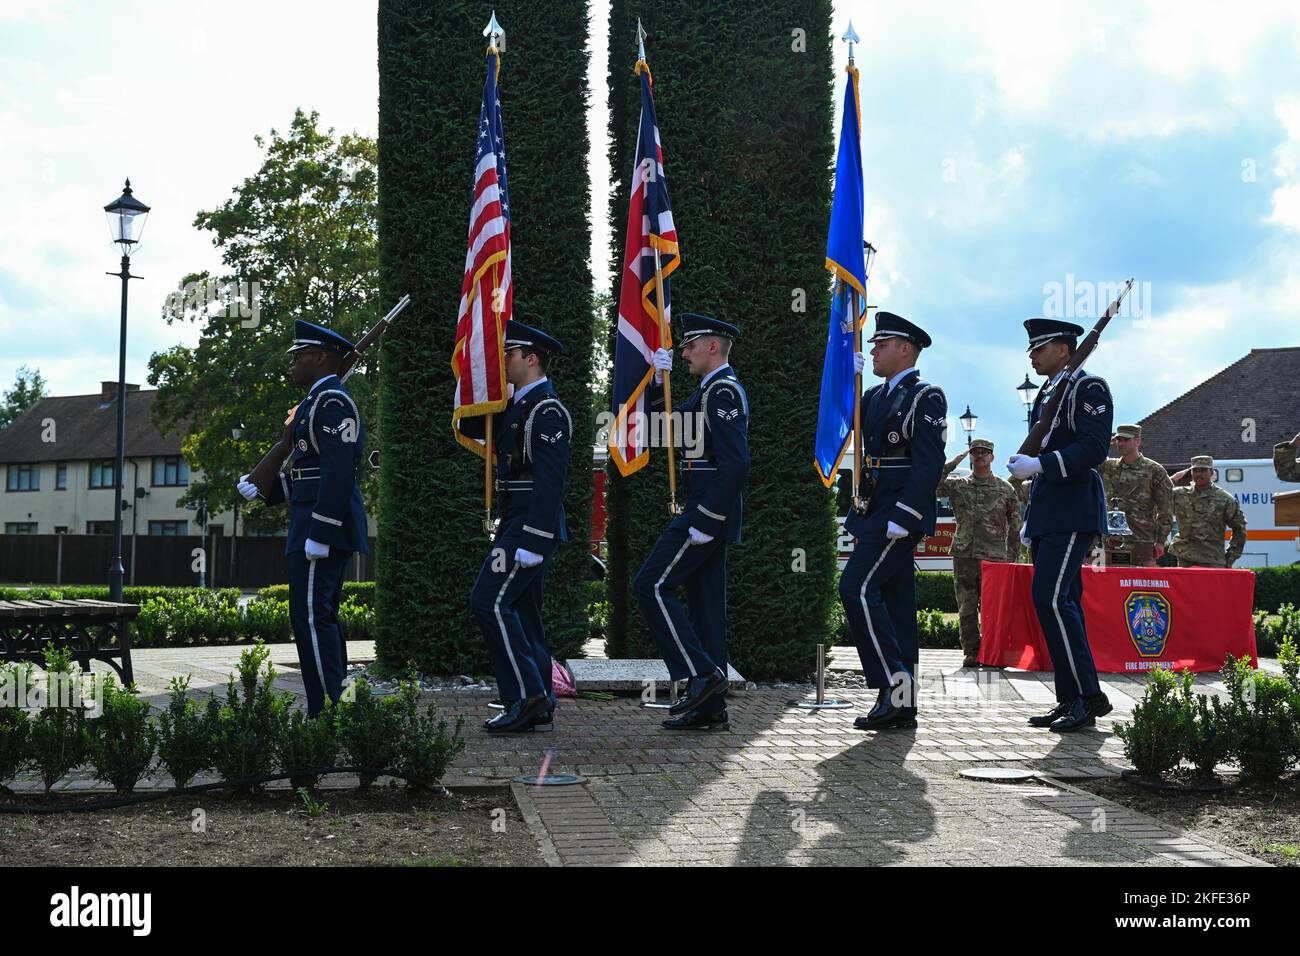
[[633, 314, 750, 730], [1007, 318, 1114, 733], [465, 321, 571, 735], [237, 320, 369, 717], [839, 312, 947, 730]]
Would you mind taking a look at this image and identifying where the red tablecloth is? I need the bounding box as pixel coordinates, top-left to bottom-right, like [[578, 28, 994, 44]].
[[979, 563, 1258, 673]]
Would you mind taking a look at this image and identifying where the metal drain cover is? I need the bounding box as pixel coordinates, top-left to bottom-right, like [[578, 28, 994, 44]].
[[512, 773, 586, 786], [960, 767, 1037, 782]]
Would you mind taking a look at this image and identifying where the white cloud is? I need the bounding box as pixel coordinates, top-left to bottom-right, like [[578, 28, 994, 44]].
[[1269, 95, 1300, 232], [0, 0, 380, 395]]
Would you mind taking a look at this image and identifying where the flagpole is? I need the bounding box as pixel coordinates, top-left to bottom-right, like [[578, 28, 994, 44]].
[[483, 12, 504, 538], [844, 23, 865, 513], [851, 285, 864, 509], [654, 249, 680, 515], [640, 20, 680, 516]]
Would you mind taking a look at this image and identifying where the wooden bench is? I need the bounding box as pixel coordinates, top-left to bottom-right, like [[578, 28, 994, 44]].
[[0, 599, 138, 684]]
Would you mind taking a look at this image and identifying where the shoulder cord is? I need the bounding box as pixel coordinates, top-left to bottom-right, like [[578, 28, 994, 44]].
[[523, 397, 573, 463], [307, 389, 360, 454]]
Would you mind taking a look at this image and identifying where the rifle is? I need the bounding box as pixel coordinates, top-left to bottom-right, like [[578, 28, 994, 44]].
[[1017, 279, 1133, 456], [247, 293, 412, 500]]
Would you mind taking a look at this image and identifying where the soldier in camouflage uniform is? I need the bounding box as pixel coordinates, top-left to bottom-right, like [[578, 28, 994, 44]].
[[1099, 424, 1173, 566], [1169, 455, 1248, 568], [938, 439, 1021, 667], [1274, 432, 1300, 482]]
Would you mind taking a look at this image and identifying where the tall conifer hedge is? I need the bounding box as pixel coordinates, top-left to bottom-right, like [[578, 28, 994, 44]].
[[604, 1, 840, 679], [375, 1, 594, 674]]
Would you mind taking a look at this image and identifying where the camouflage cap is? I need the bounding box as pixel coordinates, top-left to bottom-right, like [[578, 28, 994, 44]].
[[1190, 455, 1214, 469], [969, 439, 994, 453], [1113, 424, 1142, 439]]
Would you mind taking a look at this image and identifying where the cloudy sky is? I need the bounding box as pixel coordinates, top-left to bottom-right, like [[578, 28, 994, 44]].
[[2, 0, 1298, 461]]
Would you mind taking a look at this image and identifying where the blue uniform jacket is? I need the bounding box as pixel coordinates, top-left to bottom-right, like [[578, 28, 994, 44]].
[[464, 379, 572, 554], [845, 369, 947, 539], [263, 374, 370, 555], [653, 365, 751, 544], [1023, 367, 1113, 537]]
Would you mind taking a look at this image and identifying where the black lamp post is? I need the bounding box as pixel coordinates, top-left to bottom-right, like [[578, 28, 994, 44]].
[[1016, 374, 1036, 430], [104, 179, 149, 603], [959, 405, 978, 447]]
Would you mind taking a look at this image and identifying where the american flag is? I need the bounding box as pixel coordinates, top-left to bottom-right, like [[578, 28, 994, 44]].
[[453, 48, 512, 458], [608, 59, 679, 477]]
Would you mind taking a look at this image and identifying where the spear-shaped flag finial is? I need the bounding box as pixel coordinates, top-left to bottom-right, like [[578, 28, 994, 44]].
[[841, 21, 860, 64], [484, 10, 503, 50], [638, 18, 649, 61]]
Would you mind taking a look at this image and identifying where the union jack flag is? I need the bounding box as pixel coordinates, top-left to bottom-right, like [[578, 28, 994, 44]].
[[608, 59, 679, 477], [452, 47, 512, 457]]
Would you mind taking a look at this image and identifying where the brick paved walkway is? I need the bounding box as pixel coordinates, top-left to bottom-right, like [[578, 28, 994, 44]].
[[7, 643, 1269, 867]]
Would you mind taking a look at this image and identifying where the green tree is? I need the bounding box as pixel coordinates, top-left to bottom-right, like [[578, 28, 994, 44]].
[[376, 0, 595, 674], [147, 110, 379, 533], [0, 365, 48, 431], [604, 2, 839, 679]]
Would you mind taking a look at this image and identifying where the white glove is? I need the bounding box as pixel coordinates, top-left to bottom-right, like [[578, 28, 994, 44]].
[[304, 538, 330, 560], [1020, 528, 1031, 548], [515, 547, 544, 568], [885, 521, 909, 540], [236, 474, 259, 501], [688, 527, 714, 545], [506, 382, 515, 400], [853, 352, 866, 375], [1007, 454, 1044, 479], [652, 347, 673, 384]]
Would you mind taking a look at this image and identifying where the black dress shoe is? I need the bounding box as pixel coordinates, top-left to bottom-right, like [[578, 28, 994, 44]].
[[1028, 702, 1070, 727], [858, 705, 917, 730], [668, 668, 727, 715], [486, 695, 549, 734], [852, 688, 891, 729], [662, 707, 729, 731], [1050, 693, 1112, 733]]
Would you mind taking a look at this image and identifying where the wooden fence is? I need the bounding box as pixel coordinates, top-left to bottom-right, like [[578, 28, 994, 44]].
[[0, 534, 376, 588]]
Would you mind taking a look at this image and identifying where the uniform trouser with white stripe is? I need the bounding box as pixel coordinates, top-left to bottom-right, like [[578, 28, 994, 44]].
[[1030, 531, 1102, 704], [470, 533, 552, 702], [632, 524, 729, 715], [839, 528, 921, 702], [288, 549, 352, 717]]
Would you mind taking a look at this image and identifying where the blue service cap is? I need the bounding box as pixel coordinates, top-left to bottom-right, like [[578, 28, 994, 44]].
[[287, 319, 356, 355], [504, 320, 564, 355], [867, 311, 932, 349], [680, 312, 740, 344], [1024, 317, 1084, 352]]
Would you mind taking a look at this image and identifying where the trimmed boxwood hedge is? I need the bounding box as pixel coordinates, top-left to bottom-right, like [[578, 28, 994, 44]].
[[0, 586, 241, 606], [256, 581, 375, 606], [915, 573, 958, 614], [1251, 564, 1300, 614]]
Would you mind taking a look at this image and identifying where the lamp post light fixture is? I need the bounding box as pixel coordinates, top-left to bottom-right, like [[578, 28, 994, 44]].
[[104, 179, 149, 604], [863, 240, 877, 282], [1017, 373, 1037, 430], [959, 405, 978, 447]]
